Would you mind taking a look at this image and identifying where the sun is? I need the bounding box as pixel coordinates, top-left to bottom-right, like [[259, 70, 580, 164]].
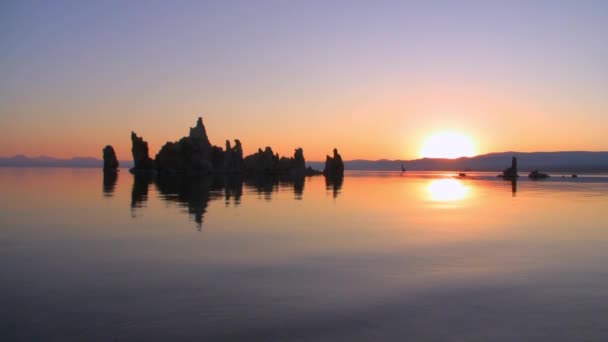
[[420, 131, 475, 159]]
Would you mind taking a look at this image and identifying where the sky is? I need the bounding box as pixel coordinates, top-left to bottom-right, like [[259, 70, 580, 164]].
[[1, 0, 607, 161]]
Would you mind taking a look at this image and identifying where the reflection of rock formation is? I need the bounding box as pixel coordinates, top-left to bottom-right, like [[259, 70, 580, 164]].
[[155, 175, 219, 230], [130, 132, 155, 172], [324, 148, 344, 179], [510, 179, 517, 196], [102, 170, 118, 197], [127, 170, 327, 228], [279, 175, 305, 200], [246, 174, 278, 201], [325, 175, 344, 198], [102, 145, 119, 170], [154, 175, 243, 230], [221, 175, 243, 205], [292, 176, 304, 199], [131, 173, 153, 210], [243, 174, 307, 201]]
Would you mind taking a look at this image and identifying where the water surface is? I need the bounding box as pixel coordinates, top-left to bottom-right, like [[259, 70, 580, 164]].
[[2, 168, 608, 341]]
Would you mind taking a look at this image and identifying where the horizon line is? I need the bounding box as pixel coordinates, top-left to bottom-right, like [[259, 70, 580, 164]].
[[3, 150, 608, 163]]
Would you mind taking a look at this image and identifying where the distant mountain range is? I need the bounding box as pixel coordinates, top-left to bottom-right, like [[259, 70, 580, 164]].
[[313, 151, 608, 172], [2, 151, 608, 172], [0, 155, 134, 168]]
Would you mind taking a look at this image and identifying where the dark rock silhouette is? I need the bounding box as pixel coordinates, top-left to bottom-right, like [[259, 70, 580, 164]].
[[102, 145, 119, 170], [130, 132, 155, 172], [242, 146, 320, 176], [323, 148, 344, 179], [155, 117, 215, 174], [499, 156, 519, 179], [529, 170, 550, 179], [124, 116, 324, 176], [243, 147, 279, 174], [222, 139, 243, 173], [189, 117, 212, 148]]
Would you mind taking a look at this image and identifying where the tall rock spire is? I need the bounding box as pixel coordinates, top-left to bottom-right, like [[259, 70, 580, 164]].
[[189, 117, 211, 149]]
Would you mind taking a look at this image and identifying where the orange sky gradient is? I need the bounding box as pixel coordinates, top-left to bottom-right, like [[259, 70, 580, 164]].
[[1, 2, 606, 161]]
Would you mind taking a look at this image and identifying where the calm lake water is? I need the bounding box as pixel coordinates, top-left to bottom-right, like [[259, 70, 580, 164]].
[[2, 168, 608, 341]]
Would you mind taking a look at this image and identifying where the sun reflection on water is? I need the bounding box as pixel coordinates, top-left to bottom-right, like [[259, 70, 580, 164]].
[[427, 178, 469, 202]]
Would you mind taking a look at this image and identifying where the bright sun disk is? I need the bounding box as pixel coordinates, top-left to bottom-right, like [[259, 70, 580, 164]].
[[420, 131, 475, 159]]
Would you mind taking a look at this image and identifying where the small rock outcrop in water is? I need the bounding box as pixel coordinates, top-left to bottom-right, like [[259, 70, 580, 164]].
[[130, 132, 155, 172], [499, 156, 518, 179], [102, 145, 119, 170], [528, 170, 549, 179], [323, 148, 344, 178]]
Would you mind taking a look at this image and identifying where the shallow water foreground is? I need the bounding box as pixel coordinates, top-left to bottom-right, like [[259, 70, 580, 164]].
[[2, 168, 608, 341]]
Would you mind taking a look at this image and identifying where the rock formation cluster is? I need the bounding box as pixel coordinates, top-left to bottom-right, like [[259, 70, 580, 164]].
[[127, 117, 328, 177]]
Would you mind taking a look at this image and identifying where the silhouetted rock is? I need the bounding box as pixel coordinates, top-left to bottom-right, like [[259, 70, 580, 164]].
[[126, 116, 325, 177], [499, 156, 518, 179], [223, 139, 244, 173], [154, 117, 215, 174], [189, 117, 212, 148], [102, 145, 119, 170], [243, 147, 279, 174], [130, 132, 155, 172], [242, 146, 320, 176], [323, 148, 344, 178], [529, 170, 550, 179]]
